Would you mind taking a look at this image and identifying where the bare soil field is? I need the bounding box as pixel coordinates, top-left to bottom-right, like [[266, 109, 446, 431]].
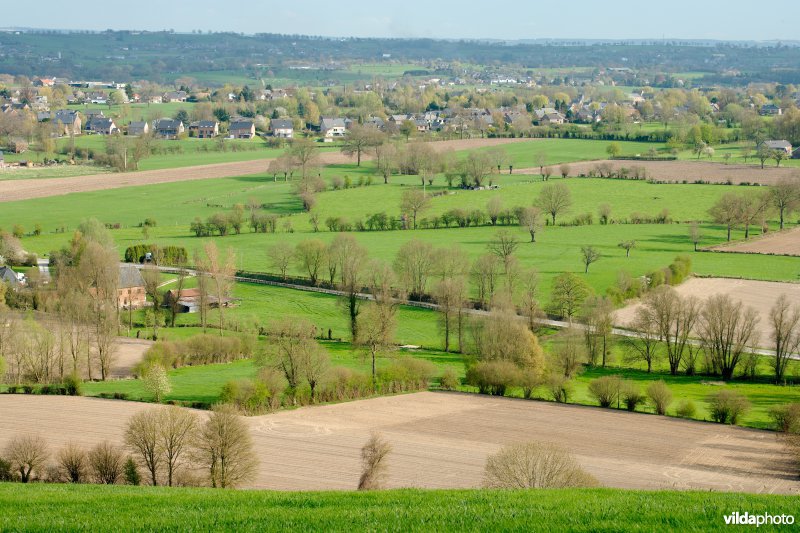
[[518, 159, 799, 185], [0, 138, 527, 203], [615, 277, 800, 347], [711, 227, 800, 256], [0, 392, 796, 493]]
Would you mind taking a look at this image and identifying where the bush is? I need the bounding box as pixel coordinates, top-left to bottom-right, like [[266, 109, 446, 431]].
[[769, 403, 800, 433], [465, 360, 520, 397], [646, 381, 672, 415], [675, 399, 697, 419], [707, 390, 751, 425], [0, 458, 12, 481], [378, 357, 436, 393], [63, 374, 82, 396], [587, 375, 622, 408], [483, 441, 599, 489], [620, 381, 646, 412], [439, 367, 460, 391], [546, 373, 572, 403]]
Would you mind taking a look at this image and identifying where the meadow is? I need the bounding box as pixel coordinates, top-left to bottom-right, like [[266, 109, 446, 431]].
[[1, 484, 797, 532]]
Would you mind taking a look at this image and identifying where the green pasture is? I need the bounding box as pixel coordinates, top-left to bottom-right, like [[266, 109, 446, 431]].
[[2, 484, 798, 532]]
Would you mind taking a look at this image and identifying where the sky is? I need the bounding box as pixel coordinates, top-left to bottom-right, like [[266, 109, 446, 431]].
[[4, 0, 800, 42]]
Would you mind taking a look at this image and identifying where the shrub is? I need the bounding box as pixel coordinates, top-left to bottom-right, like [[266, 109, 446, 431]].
[[124, 457, 141, 486], [707, 390, 751, 425], [88, 442, 125, 484], [646, 381, 673, 415], [379, 357, 436, 393], [465, 360, 520, 397], [63, 374, 82, 396], [620, 381, 646, 412], [769, 403, 800, 433], [358, 433, 392, 491], [587, 375, 622, 408], [546, 373, 572, 403], [439, 367, 460, 391], [0, 458, 12, 481], [675, 399, 697, 419], [483, 441, 599, 489]]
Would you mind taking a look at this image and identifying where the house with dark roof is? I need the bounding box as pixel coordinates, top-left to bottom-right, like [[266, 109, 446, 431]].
[[51, 110, 82, 136], [759, 104, 783, 116], [127, 121, 149, 136], [85, 117, 118, 135], [763, 140, 793, 155], [270, 118, 294, 138], [0, 266, 23, 288], [152, 118, 184, 139], [320, 117, 346, 140], [118, 264, 145, 309], [229, 120, 256, 139], [163, 91, 188, 103], [189, 120, 219, 139]]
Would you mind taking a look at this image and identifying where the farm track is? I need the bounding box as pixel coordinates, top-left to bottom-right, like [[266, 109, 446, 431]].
[[0, 138, 528, 203], [711, 227, 800, 256], [0, 393, 796, 493]]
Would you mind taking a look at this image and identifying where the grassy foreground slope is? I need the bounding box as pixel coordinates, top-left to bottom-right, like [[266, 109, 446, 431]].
[[1, 484, 798, 532]]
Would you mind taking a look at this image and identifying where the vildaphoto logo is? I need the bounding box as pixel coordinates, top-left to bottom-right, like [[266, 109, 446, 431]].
[[723, 512, 795, 527]]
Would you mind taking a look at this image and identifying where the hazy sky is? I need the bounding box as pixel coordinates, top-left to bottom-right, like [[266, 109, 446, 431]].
[[5, 0, 800, 41]]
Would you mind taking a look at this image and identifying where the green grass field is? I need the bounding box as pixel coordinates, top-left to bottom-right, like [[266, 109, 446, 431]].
[[1, 484, 797, 532]]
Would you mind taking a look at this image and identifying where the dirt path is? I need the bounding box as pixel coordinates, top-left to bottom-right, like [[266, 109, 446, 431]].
[[111, 338, 153, 379], [517, 159, 799, 185], [0, 138, 528, 203], [614, 277, 800, 348], [0, 392, 795, 493]]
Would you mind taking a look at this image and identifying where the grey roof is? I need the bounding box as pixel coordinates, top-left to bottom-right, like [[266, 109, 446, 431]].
[[154, 118, 182, 130], [270, 119, 293, 129], [119, 264, 144, 289], [0, 266, 20, 286], [230, 120, 255, 130], [87, 117, 115, 130], [320, 117, 346, 130], [765, 140, 792, 150], [190, 120, 218, 128]]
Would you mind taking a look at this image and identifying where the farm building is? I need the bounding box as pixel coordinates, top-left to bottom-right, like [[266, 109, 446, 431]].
[[163, 288, 235, 313], [118, 264, 146, 309]]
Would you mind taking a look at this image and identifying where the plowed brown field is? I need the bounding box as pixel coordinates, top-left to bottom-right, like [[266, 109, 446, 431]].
[[1, 392, 795, 493]]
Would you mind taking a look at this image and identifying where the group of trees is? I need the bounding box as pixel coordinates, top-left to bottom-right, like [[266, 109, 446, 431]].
[[709, 178, 800, 240], [1, 405, 257, 488]]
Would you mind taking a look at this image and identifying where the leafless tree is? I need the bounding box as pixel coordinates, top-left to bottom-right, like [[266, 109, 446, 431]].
[[645, 287, 701, 375], [617, 240, 636, 257], [267, 242, 293, 281], [56, 442, 88, 483], [483, 441, 598, 489], [356, 301, 396, 388], [288, 137, 320, 179], [461, 151, 494, 187], [581, 296, 614, 367], [294, 240, 327, 286], [624, 306, 660, 373], [88, 441, 125, 484], [697, 294, 759, 381], [194, 404, 258, 488], [268, 318, 320, 403], [330, 235, 367, 340], [537, 183, 572, 225], [373, 141, 398, 184], [549, 273, 590, 321], [399, 189, 430, 230], [434, 277, 467, 353], [393, 240, 434, 298], [518, 268, 543, 332], [519, 206, 543, 242], [551, 328, 586, 378], [142, 265, 163, 340], [357, 433, 392, 490], [580, 246, 600, 273], [125, 409, 162, 486], [771, 177, 800, 230], [709, 192, 742, 241], [486, 197, 504, 225], [4, 434, 49, 483], [196, 242, 236, 336], [769, 295, 800, 383], [689, 222, 702, 251], [471, 254, 502, 309], [341, 124, 383, 166], [158, 407, 198, 487]]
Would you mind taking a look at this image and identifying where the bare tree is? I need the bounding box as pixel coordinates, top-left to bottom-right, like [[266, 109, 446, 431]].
[[330, 235, 367, 340], [617, 240, 636, 258], [399, 189, 430, 230], [519, 206, 543, 242], [697, 294, 759, 381], [483, 441, 598, 489], [709, 192, 742, 241], [581, 296, 614, 367], [340, 124, 383, 166], [393, 240, 435, 298], [769, 295, 800, 383], [356, 301, 396, 388], [88, 441, 125, 484], [142, 265, 163, 340], [624, 306, 660, 373], [580, 246, 600, 273], [79, 241, 120, 380], [197, 242, 236, 336], [4, 434, 49, 483], [294, 240, 327, 285], [194, 404, 258, 488], [373, 142, 398, 184], [737, 192, 770, 239], [434, 277, 467, 353], [461, 151, 493, 187], [771, 177, 800, 230], [471, 254, 502, 309], [518, 268, 543, 332], [268, 318, 320, 403], [645, 287, 701, 375], [357, 433, 392, 490], [537, 183, 572, 225], [56, 443, 87, 483], [486, 197, 504, 225], [288, 137, 320, 179], [125, 409, 162, 486], [267, 242, 294, 281], [559, 163, 571, 179], [549, 273, 590, 321], [689, 222, 702, 251], [552, 328, 586, 378]]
